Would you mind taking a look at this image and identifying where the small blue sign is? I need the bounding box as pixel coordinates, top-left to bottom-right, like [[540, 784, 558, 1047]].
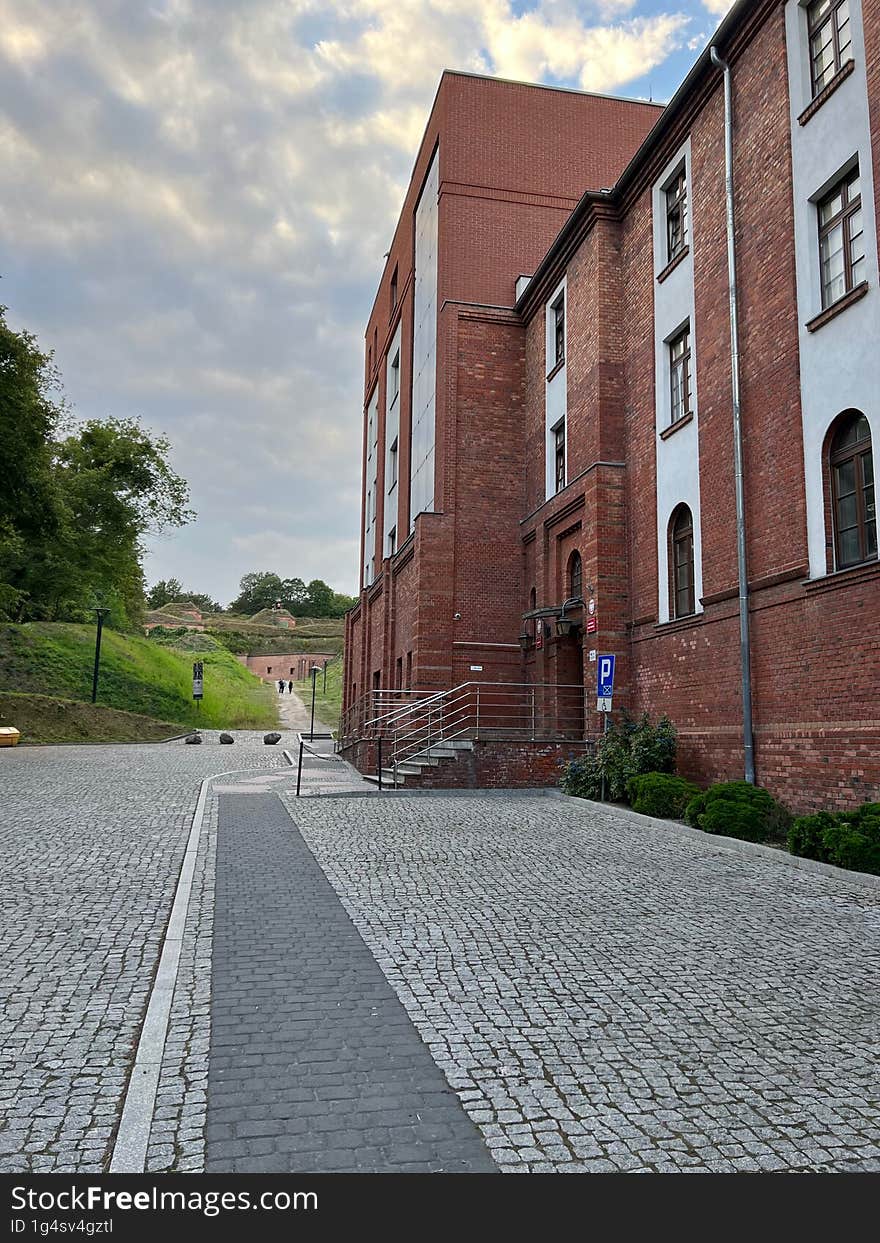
[[596, 653, 616, 699]]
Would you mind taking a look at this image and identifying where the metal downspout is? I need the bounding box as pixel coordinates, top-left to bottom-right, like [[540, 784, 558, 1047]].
[[711, 45, 756, 784]]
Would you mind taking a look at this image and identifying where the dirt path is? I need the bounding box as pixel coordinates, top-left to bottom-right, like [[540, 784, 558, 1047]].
[[273, 684, 331, 734]]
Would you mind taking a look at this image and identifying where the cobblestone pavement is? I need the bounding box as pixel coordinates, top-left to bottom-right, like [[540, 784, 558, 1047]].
[[205, 794, 494, 1173], [0, 735, 294, 1173], [287, 794, 880, 1173]]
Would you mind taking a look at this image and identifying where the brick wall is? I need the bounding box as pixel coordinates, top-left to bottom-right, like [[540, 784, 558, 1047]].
[[345, 5, 880, 813]]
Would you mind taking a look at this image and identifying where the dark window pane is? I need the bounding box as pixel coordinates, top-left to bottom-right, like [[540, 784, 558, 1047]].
[[839, 526, 861, 566]]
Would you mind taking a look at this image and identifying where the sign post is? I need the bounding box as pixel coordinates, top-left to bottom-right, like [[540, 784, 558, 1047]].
[[596, 654, 615, 802], [192, 661, 204, 710]]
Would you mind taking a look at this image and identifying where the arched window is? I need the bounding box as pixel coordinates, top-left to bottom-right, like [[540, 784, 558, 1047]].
[[669, 505, 695, 618], [830, 412, 876, 568], [568, 551, 583, 600]]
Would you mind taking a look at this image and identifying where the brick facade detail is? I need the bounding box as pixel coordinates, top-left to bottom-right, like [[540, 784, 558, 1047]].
[[345, 5, 880, 812]]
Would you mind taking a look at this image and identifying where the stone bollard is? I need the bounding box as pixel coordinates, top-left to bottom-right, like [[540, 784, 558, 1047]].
[[219, 733, 234, 744], [263, 732, 282, 745], [185, 733, 202, 745]]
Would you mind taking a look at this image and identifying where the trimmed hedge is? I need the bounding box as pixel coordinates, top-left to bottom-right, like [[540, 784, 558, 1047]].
[[684, 781, 790, 844], [626, 772, 700, 819], [789, 802, 880, 875]]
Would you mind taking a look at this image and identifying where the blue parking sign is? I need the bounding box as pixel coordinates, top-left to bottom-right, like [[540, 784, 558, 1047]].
[[596, 653, 615, 699]]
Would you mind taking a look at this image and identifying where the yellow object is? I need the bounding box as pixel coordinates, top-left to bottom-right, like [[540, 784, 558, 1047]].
[[0, 726, 21, 746]]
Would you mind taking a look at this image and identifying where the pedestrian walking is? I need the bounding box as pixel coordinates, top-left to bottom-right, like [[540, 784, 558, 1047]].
[[277, 679, 285, 694], [288, 680, 294, 694]]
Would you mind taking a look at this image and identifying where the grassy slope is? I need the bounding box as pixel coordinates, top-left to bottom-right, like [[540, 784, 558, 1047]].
[[295, 657, 343, 730], [0, 692, 185, 744], [0, 623, 278, 730], [204, 615, 345, 656]]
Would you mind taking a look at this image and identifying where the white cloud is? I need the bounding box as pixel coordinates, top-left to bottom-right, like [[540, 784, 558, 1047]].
[[0, 1, 691, 600]]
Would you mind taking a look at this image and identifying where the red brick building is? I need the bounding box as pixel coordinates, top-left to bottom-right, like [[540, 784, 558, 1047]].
[[344, 0, 879, 810]]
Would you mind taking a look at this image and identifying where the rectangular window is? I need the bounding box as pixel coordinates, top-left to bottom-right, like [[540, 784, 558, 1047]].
[[390, 352, 400, 404], [808, 0, 852, 97], [818, 166, 864, 308], [552, 294, 565, 367], [669, 326, 692, 425], [395, 656, 403, 689], [388, 437, 398, 491], [666, 165, 688, 262], [387, 526, 396, 558], [405, 651, 412, 689], [553, 421, 566, 493], [390, 265, 398, 314]]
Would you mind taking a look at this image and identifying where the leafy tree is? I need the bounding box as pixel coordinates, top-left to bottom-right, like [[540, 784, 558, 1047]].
[[229, 571, 286, 614], [330, 590, 357, 617], [0, 306, 195, 628], [228, 570, 356, 618], [146, 580, 221, 613], [305, 578, 334, 617], [146, 579, 184, 609]]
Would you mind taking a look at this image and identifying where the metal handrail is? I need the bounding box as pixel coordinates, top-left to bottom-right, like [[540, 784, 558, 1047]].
[[386, 681, 588, 771]]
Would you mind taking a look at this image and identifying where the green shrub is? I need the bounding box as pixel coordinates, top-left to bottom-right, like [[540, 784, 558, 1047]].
[[560, 712, 678, 803], [684, 780, 790, 844], [629, 716, 677, 777], [560, 756, 601, 800], [788, 812, 836, 862], [789, 802, 880, 875], [627, 772, 700, 819]]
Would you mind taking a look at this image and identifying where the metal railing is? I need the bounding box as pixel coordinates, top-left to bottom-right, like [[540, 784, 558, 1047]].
[[338, 687, 444, 751], [344, 681, 586, 777], [340, 680, 590, 783]]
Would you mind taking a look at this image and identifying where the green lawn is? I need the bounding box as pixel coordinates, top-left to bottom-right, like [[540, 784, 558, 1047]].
[[0, 692, 185, 744], [0, 623, 278, 731], [295, 657, 343, 731]]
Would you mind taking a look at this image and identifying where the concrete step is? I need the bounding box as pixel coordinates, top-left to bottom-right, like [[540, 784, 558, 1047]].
[[363, 770, 405, 787]]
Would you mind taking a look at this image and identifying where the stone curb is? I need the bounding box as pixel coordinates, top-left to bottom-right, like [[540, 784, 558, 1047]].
[[546, 789, 880, 892]]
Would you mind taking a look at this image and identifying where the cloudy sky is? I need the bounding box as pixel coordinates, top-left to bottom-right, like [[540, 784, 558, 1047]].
[[0, 0, 732, 604]]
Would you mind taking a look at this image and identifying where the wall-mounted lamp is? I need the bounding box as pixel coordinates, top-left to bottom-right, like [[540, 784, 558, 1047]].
[[555, 596, 581, 639]]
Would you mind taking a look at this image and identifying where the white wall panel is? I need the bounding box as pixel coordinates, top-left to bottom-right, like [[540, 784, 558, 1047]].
[[653, 140, 704, 623], [785, 0, 879, 577], [410, 149, 439, 528]]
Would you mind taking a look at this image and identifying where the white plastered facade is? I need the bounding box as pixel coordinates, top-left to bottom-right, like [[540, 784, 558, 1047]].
[[383, 322, 402, 557], [544, 276, 567, 501], [410, 148, 439, 530], [653, 138, 704, 623], [362, 384, 379, 588], [785, 0, 880, 578]]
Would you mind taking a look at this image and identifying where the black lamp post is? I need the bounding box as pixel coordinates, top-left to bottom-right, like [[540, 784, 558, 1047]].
[[309, 665, 320, 740], [323, 658, 329, 694], [91, 607, 111, 703]]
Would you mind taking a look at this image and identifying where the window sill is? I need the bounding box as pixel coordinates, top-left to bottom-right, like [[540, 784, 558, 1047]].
[[653, 610, 704, 634], [798, 59, 855, 126], [656, 246, 690, 284], [806, 281, 869, 333], [546, 357, 565, 383], [803, 556, 880, 595], [660, 410, 694, 440]]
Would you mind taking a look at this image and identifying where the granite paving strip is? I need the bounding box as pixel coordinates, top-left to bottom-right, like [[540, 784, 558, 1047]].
[[0, 735, 289, 1174], [287, 793, 880, 1174], [205, 792, 496, 1173]]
